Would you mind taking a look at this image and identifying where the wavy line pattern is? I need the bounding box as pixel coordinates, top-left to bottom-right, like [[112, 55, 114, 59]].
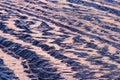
[[0, 0, 120, 80]]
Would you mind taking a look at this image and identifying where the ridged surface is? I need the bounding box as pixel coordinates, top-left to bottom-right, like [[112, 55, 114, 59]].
[[0, 0, 120, 80]]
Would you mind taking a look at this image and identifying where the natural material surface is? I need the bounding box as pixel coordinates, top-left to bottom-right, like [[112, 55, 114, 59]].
[[0, 0, 120, 80]]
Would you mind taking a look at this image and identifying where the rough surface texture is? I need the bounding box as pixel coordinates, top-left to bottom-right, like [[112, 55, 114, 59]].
[[0, 0, 120, 80]]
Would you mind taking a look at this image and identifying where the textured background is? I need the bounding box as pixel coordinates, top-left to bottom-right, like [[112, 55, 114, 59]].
[[0, 0, 120, 80]]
